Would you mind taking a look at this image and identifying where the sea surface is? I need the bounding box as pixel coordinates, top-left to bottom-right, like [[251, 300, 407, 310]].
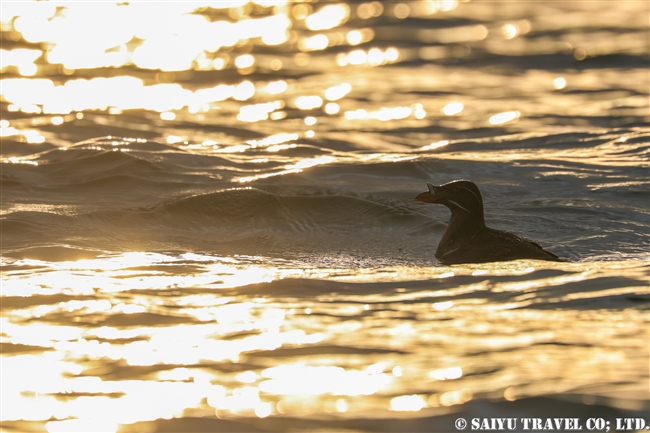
[[1, 1, 649, 432]]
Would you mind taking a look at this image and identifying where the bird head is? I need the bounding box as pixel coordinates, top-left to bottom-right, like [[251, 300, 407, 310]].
[[416, 180, 485, 222]]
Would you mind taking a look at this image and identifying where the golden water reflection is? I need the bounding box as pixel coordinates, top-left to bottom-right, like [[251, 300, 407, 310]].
[[2, 252, 648, 430], [2, 0, 647, 153], [1, 77, 260, 115], [4, 1, 291, 71], [2, 1, 649, 429], [0, 0, 446, 120]]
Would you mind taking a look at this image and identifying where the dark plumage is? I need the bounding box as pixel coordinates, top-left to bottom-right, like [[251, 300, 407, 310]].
[[415, 180, 562, 265]]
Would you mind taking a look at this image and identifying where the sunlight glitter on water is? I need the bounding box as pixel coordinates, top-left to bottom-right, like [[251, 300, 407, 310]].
[[2, 252, 648, 427], [0, 0, 437, 118], [3, 252, 317, 297], [0, 77, 263, 114], [5, 1, 291, 71], [2, 1, 648, 430]]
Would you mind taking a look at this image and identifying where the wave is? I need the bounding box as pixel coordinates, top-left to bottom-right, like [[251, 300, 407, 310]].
[[2, 128, 648, 262]]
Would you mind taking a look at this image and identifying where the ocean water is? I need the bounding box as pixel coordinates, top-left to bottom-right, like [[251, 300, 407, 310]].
[[1, 1, 649, 432]]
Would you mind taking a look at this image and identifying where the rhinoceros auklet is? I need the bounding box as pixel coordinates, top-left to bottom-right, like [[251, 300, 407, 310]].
[[415, 180, 562, 264]]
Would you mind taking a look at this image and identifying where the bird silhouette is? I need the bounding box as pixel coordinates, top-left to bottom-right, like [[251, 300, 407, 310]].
[[416, 180, 562, 264]]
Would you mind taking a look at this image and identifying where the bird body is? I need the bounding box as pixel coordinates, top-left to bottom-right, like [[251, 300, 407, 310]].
[[416, 180, 561, 265]]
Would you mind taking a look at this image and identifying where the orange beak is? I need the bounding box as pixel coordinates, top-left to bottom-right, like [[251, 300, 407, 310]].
[[415, 183, 439, 203]]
